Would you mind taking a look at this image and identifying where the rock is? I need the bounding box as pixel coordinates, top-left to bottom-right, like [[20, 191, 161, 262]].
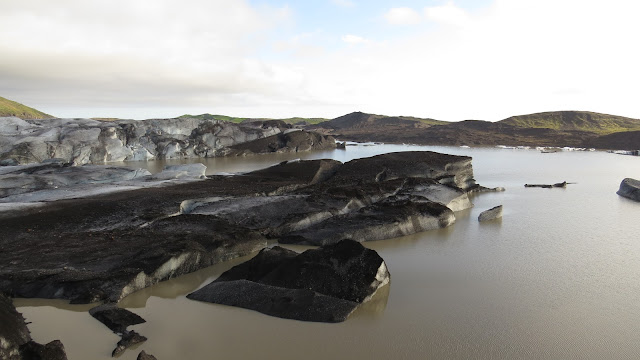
[[324, 151, 478, 191], [0, 294, 68, 360], [137, 351, 158, 360], [280, 199, 455, 246], [112, 330, 147, 357], [188, 239, 390, 322], [0, 151, 486, 304], [19, 340, 68, 360], [0, 215, 268, 303], [617, 178, 640, 202], [89, 303, 146, 334], [0, 116, 330, 165], [226, 130, 336, 156], [524, 181, 570, 188], [478, 205, 503, 222]]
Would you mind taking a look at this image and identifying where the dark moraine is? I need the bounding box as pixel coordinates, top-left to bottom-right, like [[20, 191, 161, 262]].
[[0, 151, 482, 305]]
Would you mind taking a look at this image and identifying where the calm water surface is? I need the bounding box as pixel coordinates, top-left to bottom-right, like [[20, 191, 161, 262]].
[[15, 145, 640, 359]]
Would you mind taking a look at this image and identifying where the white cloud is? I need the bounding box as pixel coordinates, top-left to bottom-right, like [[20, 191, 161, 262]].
[[341, 34, 371, 44], [424, 1, 470, 27], [384, 7, 423, 25], [0, 0, 295, 114], [331, 0, 355, 8]]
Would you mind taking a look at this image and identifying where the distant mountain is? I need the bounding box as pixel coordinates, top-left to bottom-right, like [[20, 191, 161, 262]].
[[0, 96, 53, 119], [499, 111, 640, 134], [306, 112, 640, 149]]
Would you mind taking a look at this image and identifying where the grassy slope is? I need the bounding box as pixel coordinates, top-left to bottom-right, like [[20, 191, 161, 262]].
[[178, 113, 328, 125], [500, 111, 640, 134], [0, 96, 53, 119]]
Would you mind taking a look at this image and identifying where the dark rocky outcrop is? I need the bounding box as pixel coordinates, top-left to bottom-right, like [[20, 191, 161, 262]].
[[18, 340, 67, 360], [89, 304, 146, 334], [188, 240, 390, 322], [279, 199, 455, 246], [0, 151, 485, 304], [0, 294, 67, 360], [617, 178, 640, 202], [478, 205, 503, 222], [524, 181, 570, 188], [323, 151, 477, 191], [112, 331, 147, 357], [89, 303, 149, 357]]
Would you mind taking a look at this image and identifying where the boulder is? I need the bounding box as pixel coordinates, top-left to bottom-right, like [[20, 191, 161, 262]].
[[187, 239, 390, 322], [18, 340, 68, 360], [617, 178, 640, 202], [524, 181, 569, 188], [112, 330, 147, 357], [478, 205, 503, 222], [89, 303, 146, 334]]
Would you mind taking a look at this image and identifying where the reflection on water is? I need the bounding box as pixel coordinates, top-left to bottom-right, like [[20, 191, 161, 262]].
[[16, 145, 640, 360]]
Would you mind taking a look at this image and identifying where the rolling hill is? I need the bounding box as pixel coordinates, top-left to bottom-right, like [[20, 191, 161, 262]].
[[0, 96, 53, 119], [307, 110, 640, 149], [499, 111, 640, 134]]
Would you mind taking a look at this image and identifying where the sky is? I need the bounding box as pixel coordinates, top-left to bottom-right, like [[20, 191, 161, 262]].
[[2, 0, 640, 121]]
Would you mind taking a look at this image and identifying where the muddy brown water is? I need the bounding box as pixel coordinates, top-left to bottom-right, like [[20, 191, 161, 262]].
[[14, 145, 640, 359]]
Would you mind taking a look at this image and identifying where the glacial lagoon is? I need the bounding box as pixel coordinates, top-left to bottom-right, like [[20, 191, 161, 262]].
[[15, 144, 640, 359]]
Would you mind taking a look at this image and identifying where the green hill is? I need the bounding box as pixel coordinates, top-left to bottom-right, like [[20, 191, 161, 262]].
[[0, 96, 53, 119], [499, 111, 640, 135]]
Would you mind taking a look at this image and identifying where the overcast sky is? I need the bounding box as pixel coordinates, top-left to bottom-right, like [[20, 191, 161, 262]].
[[2, 0, 640, 120]]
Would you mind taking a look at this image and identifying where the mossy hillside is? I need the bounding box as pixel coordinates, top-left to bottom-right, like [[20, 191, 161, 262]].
[[500, 111, 640, 134], [0, 96, 53, 119]]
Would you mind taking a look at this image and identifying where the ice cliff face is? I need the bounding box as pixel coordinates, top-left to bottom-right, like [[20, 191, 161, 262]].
[[0, 117, 288, 165]]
